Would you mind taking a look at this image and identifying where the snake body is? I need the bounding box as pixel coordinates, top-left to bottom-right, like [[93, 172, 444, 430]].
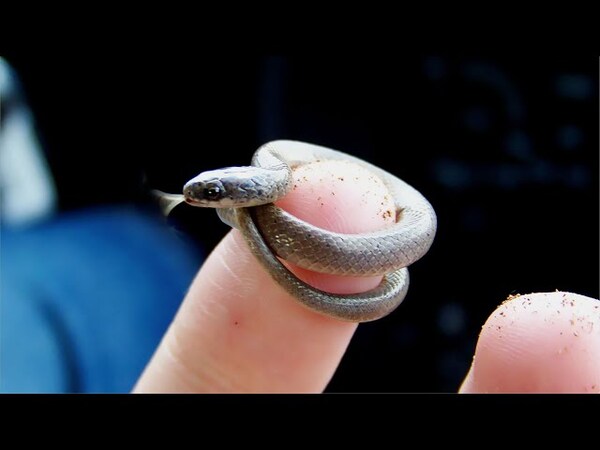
[[167, 140, 436, 322]]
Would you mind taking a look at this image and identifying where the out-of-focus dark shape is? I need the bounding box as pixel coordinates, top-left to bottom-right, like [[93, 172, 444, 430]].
[[0, 58, 203, 393], [555, 74, 594, 100]]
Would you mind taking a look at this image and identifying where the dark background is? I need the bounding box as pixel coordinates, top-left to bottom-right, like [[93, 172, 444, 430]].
[[6, 55, 598, 392]]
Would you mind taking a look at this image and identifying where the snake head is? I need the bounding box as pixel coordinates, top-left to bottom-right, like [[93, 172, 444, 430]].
[[184, 165, 289, 208], [183, 176, 226, 206]]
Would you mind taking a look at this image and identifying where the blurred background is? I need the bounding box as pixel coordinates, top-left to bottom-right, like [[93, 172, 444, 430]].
[[1, 54, 597, 392]]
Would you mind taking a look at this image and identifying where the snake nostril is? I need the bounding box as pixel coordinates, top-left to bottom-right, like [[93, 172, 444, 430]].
[[183, 183, 195, 200]]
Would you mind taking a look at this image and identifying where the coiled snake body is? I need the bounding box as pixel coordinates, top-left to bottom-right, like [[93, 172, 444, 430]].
[[156, 140, 436, 322]]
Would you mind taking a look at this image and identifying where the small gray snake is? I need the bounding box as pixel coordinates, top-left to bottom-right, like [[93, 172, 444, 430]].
[[155, 140, 436, 322]]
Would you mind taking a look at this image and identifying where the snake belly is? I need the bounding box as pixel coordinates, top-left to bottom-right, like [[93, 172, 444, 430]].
[[214, 140, 436, 322]]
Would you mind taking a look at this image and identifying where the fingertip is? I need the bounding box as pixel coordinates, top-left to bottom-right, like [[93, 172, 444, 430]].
[[460, 291, 600, 393], [276, 160, 396, 294]]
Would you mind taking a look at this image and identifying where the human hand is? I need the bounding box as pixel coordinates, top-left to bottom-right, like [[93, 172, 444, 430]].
[[134, 161, 599, 393]]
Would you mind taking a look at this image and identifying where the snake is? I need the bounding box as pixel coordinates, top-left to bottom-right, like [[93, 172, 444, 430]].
[[154, 140, 437, 322]]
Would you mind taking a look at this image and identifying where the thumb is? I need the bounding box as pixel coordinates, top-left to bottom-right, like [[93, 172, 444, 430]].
[[459, 291, 600, 393], [134, 158, 397, 392]]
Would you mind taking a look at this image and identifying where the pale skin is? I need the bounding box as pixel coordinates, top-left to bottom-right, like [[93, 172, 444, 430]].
[[134, 161, 600, 393]]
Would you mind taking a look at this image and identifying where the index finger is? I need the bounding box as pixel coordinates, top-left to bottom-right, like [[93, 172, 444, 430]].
[[134, 158, 397, 392]]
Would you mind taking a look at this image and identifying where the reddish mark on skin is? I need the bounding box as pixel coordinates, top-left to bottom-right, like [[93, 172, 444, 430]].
[[234, 321, 239, 326], [395, 208, 403, 223]]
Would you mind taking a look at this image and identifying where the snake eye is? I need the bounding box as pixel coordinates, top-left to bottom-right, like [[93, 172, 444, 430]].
[[203, 185, 222, 200]]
